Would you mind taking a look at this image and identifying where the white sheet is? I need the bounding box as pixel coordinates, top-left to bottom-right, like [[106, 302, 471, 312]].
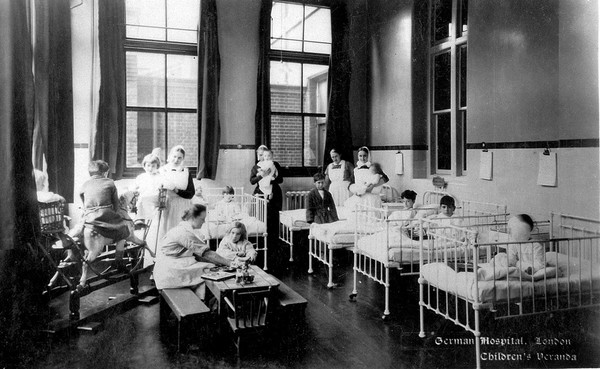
[[198, 215, 266, 240], [356, 229, 466, 265], [310, 220, 381, 247], [421, 252, 600, 303]]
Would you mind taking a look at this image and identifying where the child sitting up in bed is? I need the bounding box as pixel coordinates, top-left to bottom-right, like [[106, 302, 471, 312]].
[[257, 149, 278, 200], [506, 214, 546, 275], [216, 222, 257, 264], [214, 186, 242, 222], [407, 195, 461, 240], [353, 163, 384, 196], [306, 172, 339, 224], [400, 189, 418, 218]]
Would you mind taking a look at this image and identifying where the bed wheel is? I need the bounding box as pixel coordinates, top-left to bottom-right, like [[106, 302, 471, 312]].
[[381, 315, 388, 320], [349, 293, 357, 301]]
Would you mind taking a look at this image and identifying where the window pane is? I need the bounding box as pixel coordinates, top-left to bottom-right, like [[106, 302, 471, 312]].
[[271, 115, 302, 167], [434, 52, 451, 111], [166, 0, 199, 33], [126, 111, 166, 168], [432, 0, 452, 44], [127, 52, 166, 107], [304, 6, 331, 48], [303, 116, 326, 167], [167, 29, 198, 43], [167, 113, 198, 167], [303, 64, 328, 114], [271, 2, 304, 51], [459, 46, 467, 108], [167, 54, 198, 108], [436, 113, 451, 170], [303, 42, 331, 54], [126, 0, 166, 41], [458, 0, 468, 37], [270, 61, 302, 113]]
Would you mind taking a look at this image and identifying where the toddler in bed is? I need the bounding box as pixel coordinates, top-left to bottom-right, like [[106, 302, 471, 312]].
[[506, 214, 546, 274], [214, 186, 242, 222], [257, 149, 278, 200]]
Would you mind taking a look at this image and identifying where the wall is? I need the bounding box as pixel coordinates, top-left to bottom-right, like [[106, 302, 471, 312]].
[[366, 0, 599, 220]]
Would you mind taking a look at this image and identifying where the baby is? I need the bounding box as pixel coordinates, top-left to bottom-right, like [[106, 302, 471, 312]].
[[213, 186, 242, 222], [353, 163, 383, 196], [506, 214, 546, 275], [134, 150, 163, 223], [257, 149, 278, 200]]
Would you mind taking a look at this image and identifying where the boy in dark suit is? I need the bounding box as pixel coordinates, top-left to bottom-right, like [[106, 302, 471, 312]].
[[306, 173, 339, 224]]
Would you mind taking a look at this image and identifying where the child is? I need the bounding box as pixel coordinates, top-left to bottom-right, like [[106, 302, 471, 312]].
[[78, 160, 132, 272], [134, 150, 163, 223], [216, 222, 257, 263], [506, 214, 546, 275], [191, 180, 207, 206], [257, 149, 278, 200], [213, 186, 242, 222], [400, 189, 418, 217], [353, 163, 384, 196], [306, 173, 339, 224]]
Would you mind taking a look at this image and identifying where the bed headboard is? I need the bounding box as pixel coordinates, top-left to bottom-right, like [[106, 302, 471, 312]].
[[422, 190, 457, 207]]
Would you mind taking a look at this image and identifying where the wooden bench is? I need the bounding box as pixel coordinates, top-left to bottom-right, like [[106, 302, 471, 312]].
[[160, 288, 210, 351], [270, 276, 307, 314]]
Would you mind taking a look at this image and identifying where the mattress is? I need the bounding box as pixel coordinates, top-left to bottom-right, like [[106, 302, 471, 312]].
[[310, 220, 382, 247], [280, 209, 310, 229], [421, 252, 600, 303], [356, 229, 466, 265]]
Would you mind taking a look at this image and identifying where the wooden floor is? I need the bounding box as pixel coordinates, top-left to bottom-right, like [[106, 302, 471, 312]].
[[8, 240, 600, 369]]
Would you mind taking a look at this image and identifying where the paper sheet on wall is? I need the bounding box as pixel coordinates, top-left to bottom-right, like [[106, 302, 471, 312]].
[[479, 151, 493, 180], [537, 152, 557, 187], [395, 152, 404, 175]]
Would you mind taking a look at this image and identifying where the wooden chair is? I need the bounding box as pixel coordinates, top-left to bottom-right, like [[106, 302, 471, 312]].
[[223, 287, 272, 356]]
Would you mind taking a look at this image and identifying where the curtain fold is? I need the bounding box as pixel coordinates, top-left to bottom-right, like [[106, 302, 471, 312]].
[[323, 1, 353, 168], [254, 0, 272, 148], [94, 0, 126, 179], [197, 0, 221, 180], [31, 0, 74, 202], [0, 0, 47, 355]]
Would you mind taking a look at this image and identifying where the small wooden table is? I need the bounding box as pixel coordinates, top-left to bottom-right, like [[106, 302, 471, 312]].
[[204, 265, 280, 315]]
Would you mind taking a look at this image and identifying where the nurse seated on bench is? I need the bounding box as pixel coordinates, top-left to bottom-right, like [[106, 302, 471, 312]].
[[153, 204, 234, 300]]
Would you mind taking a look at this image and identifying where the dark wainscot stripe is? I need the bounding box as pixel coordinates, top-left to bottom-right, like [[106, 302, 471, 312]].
[[466, 139, 599, 150], [363, 145, 429, 151], [74, 143, 89, 149], [219, 144, 256, 150]]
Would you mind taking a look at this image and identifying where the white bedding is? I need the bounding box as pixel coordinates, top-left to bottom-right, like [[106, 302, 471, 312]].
[[356, 228, 467, 265], [280, 206, 351, 230], [310, 220, 381, 247], [197, 215, 266, 240], [421, 252, 600, 303]]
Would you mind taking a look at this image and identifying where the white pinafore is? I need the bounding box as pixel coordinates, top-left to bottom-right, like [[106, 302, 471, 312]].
[[328, 160, 351, 207]]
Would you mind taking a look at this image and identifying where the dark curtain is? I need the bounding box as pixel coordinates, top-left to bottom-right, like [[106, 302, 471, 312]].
[[254, 0, 272, 148], [32, 0, 74, 202], [93, 0, 126, 179], [323, 1, 353, 168], [197, 0, 221, 180], [0, 0, 47, 362]]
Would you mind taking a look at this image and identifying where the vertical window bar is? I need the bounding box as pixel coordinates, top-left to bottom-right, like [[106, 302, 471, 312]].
[[164, 53, 169, 151]]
